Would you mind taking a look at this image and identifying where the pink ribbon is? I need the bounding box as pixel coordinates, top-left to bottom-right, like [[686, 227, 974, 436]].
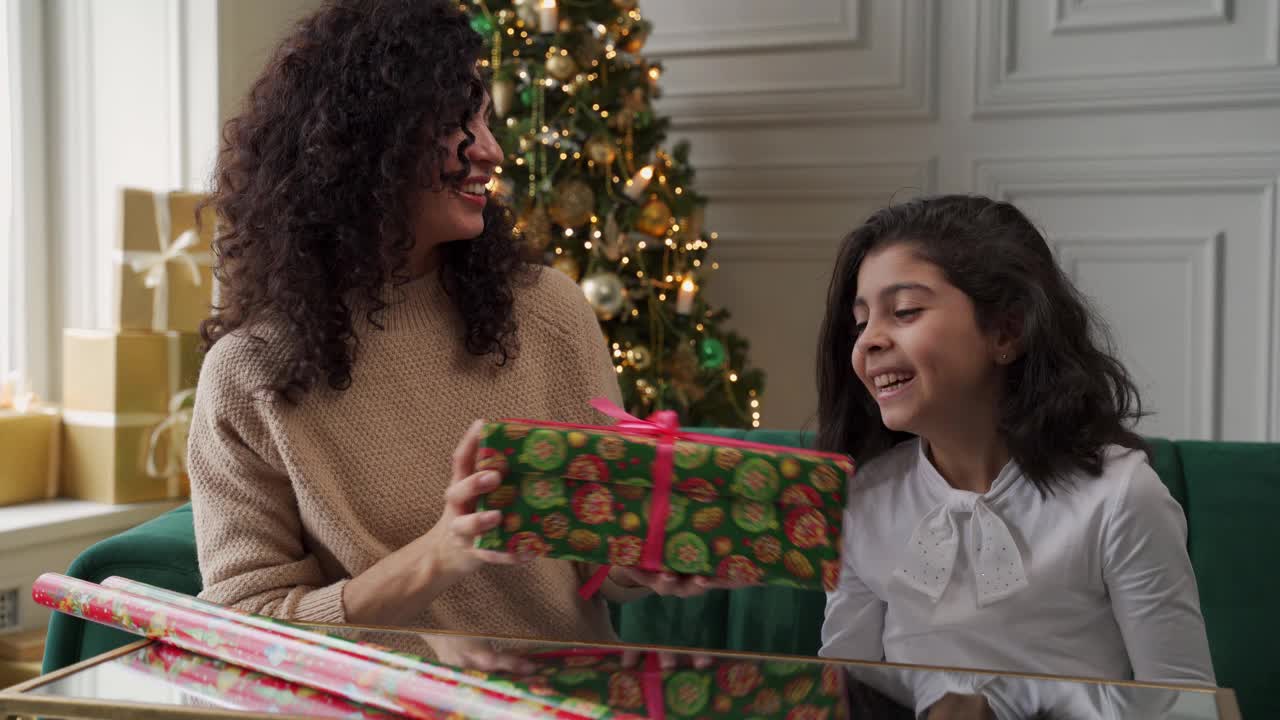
[[578, 399, 678, 599]]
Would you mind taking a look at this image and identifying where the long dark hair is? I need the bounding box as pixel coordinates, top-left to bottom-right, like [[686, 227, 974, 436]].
[[200, 0, 532, 402], [816, 194, 1148, 492]]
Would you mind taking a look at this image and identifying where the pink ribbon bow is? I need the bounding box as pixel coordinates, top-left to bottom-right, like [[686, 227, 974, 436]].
[[578, 398, 680, 599]]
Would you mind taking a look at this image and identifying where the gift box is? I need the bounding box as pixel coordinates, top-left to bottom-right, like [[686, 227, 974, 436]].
[[474, 401, 851, 591], [115, 187, 215, 334], [0, 376, 61, 506], [60, 329, 200, 503], [521, 650, 848, 719]]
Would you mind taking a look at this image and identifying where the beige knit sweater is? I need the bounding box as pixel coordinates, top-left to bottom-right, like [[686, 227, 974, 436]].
[[188, 267, 643, 644]]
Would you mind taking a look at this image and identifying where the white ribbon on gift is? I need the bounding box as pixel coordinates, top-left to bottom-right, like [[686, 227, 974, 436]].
[[144, 388, 196, 487], [113, 191, 214, 331], [893, 494, 1029, 607]]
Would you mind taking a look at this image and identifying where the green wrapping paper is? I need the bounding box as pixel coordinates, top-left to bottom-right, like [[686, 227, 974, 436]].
[[474, 405, 852, 592]]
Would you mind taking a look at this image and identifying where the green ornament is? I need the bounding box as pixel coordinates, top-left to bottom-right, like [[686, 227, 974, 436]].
[[520, 86, 536, 106], [698, 337, 726, 369], [469, 13, 494, 36]]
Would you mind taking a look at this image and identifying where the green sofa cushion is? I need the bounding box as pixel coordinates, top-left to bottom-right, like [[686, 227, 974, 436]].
[[40, 504, 202, 675], [1176, 441, 1280, 720]]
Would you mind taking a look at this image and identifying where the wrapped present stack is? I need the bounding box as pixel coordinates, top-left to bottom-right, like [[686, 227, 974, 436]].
[[475, 401, 852, 592], [0, 373, 61, 507], [57, 188, 212, 504]]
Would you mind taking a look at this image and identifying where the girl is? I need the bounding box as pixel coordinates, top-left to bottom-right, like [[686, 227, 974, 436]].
[[189, 0, 714, 673], [815, 195, 1216, 686]]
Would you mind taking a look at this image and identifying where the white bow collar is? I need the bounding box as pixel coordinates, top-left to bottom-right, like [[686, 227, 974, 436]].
[[893, 443, 1029, 607]]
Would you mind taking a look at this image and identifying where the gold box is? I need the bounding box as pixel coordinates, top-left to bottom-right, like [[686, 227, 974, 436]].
[[0, 407, 60, 507], [60, 329, 201, 504], [116, 188, 216, 334]]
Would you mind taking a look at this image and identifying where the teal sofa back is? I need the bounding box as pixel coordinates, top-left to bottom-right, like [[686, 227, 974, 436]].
[[43, 432, 1279, 718]]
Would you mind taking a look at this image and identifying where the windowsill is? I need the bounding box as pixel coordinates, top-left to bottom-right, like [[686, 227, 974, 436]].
[[0, 498, 185, 554]]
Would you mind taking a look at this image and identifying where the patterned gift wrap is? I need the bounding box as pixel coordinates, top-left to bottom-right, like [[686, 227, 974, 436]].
[[517, 650, 848, 720], [32, 573, 635, 720], [122, 642, 399, 719], [474, 401, 853, 592]]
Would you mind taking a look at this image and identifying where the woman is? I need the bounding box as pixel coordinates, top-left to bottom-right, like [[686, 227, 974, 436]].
[[190, 0, 719, 670]]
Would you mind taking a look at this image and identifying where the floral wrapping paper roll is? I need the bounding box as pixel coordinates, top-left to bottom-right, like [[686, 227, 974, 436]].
[[32, 574, 636, 720]]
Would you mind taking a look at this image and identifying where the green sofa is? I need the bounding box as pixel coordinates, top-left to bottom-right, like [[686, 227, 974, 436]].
[[42, 431, 1279, 718]]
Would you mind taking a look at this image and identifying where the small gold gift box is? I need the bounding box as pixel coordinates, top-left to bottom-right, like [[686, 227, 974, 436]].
[[115, 188, 216, 334], [0, 377, 61, 507], [60, 330, 200, 504]]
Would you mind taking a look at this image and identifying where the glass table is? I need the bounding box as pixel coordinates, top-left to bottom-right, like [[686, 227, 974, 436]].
[[1, 623, 1240, 719]]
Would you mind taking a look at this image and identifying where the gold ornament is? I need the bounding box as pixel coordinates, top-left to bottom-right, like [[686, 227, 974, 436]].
[[546, 51, 578, 82], [627, 345, 652, 370], [491, 78, 515, 118], [622, 28, 648, 54], [634, 198, 673, 237], [548, 180, 595, 228], [516, 205, 553, 250], [580, 272, 625, 320], [585, 136, 617, 167], [600, 215, 628, 261], [551, 254, 581, 281]]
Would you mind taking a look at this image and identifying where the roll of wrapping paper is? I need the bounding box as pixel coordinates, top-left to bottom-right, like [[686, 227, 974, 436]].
[[121, 642, 399, 719], [101, 576, 629, 719], [32, 574, 633, 720]]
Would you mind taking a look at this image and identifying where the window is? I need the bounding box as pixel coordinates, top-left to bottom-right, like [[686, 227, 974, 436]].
[[1, 0, 46, 395], [1, 0, 15, 380]]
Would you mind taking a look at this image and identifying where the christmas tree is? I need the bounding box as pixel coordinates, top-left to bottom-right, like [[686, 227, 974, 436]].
[[467, 0, 767, 429]]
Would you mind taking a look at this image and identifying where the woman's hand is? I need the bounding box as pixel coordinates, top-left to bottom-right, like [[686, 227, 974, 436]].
[[428, 634, 539, 675], [418, 419, 529, 584], [608, 566, 759, 598], [343, 420, 528, 625]]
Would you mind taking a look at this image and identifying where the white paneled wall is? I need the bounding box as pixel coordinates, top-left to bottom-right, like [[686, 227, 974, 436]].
[[646, 0, 1280, 440]]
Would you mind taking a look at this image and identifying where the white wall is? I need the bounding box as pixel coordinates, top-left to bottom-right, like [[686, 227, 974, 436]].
[[646, 0, 1280, 441], [41, 0, 321, 401]]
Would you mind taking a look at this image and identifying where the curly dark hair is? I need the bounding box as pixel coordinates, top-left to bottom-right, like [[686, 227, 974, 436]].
[[816, 194, 1148, 493], [200, 0, 532, 402]]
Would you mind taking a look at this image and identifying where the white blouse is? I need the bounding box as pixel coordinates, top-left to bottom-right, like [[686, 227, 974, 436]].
[[819, 438, 1216, 687]]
